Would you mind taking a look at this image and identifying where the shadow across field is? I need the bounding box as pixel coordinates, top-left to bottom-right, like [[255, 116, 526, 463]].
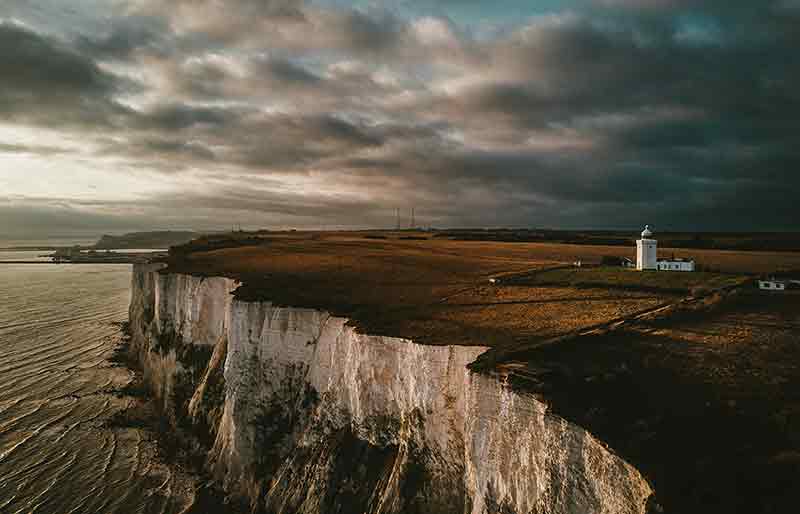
[[446, 295, 656, 307], [504, 266, 746, 295], [472, 291, 800, 514]]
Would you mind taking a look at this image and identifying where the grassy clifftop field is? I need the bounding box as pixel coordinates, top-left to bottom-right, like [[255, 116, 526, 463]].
[[162, 230, 798, 347]]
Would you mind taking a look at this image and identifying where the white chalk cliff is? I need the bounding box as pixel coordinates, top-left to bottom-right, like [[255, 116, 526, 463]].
[[129, 263, 654, 513]]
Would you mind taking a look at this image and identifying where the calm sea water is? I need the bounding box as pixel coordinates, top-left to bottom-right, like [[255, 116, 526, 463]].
[[0, 251, 195, 513]]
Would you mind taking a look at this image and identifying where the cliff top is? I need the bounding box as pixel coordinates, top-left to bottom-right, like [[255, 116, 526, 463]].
[[161, 230, 799, 347]]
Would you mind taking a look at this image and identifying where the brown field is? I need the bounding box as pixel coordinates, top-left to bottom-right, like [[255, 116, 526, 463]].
[[164, 231, 799, 346], [432, 285, 666, 347]]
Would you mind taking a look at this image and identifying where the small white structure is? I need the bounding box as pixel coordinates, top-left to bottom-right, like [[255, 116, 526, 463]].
[[636, 225, 657, 271], [657, 258, 695, 272], [759, 280, 786, 291]]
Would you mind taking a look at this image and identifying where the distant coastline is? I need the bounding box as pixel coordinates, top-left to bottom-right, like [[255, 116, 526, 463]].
[[0, 230, 198, 252], [93, 231, 198, 250], [0, 231, 194, 264]]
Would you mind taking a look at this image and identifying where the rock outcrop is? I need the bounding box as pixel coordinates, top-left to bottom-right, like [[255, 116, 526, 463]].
[[129, 263, 654, 514]]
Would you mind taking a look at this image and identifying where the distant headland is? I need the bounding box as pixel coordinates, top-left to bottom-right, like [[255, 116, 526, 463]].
[[0, 231, 199, 264], [93, 231, 198, 250]]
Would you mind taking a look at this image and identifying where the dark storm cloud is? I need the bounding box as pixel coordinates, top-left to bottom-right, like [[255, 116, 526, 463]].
[[94, 109, 396, 173], [433, 21, 710, 128], [260, 58, 323, 85], [229, 114, 387, 171], [0, 21, 134, 130], [76, 15, 173, 59], [0, 23, 106, 91], [0, 22, 114, 100], [98, 137, 217, 166], [389, 5, 800, 229], [138, 103, 239, 131], [340, 8, 405, 53], [2, 0, 799, 232]]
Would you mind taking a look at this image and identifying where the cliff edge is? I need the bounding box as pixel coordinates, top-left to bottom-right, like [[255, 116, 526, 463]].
[[128, 263, 653, 514]]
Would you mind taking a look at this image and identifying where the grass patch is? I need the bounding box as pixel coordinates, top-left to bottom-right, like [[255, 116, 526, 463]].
[[513, 266, 746, 294]]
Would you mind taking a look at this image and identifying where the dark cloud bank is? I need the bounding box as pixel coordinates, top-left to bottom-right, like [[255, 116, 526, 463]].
[[0, 0, 798, 236]]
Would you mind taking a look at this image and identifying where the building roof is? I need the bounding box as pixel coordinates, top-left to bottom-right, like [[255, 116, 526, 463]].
[[641, 225, 653, 238]]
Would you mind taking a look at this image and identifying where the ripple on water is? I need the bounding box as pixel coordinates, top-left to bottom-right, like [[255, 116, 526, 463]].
[[0, 263, 195, 514]]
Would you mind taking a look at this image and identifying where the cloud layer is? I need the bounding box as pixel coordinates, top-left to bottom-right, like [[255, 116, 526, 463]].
[[1, 0, 798, 236]]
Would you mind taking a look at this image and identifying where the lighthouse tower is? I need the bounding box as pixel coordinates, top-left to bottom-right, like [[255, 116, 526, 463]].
[[636, 225, 657, 271]]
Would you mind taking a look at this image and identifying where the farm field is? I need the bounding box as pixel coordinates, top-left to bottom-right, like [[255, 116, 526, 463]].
[[431, 284, 666, 347], [164, 231, 797, 346]]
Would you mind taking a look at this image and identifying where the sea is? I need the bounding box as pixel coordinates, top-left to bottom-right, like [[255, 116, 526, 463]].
[[0, 244, 196, 513]]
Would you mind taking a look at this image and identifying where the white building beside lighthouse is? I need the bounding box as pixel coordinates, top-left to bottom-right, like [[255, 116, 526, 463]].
[[636, 225, 658, 271]]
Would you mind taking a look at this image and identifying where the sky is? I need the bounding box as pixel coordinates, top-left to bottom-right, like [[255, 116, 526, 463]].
[[1, 0, 798, 238]]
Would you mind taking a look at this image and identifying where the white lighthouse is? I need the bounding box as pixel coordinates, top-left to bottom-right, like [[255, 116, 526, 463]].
[[636, 225, 657, 271]]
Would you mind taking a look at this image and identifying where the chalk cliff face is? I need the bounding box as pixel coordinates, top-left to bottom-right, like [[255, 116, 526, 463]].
[[129, 263, 654, 514]]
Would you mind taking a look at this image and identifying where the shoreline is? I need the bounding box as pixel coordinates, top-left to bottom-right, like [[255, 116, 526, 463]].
[[109, 322, 247, 514]]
